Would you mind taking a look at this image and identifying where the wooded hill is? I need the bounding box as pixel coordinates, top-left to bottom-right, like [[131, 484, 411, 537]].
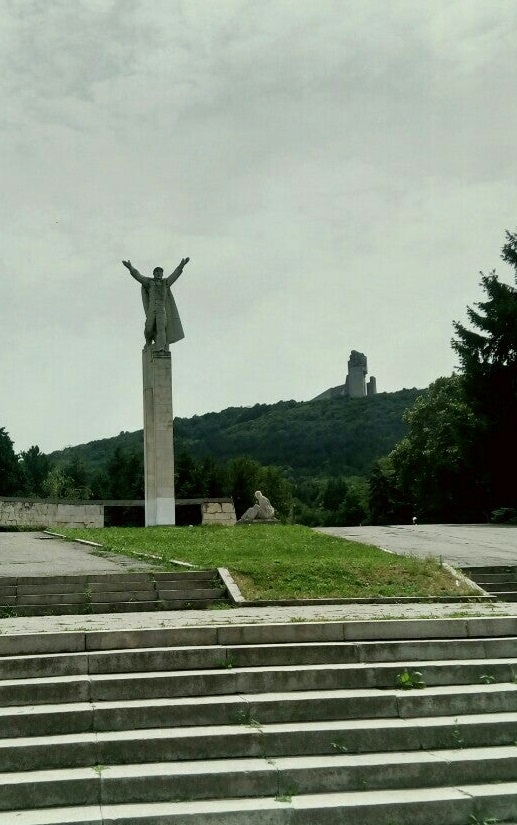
[[49, 388, 423, 479]]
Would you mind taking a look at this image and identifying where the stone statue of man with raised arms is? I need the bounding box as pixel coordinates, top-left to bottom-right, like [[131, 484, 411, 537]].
[[122, 257, 190, 351]]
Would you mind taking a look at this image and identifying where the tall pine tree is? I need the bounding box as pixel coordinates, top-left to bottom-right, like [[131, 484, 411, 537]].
[[452, 229, 517, 510], [0, 428, 23, 495]]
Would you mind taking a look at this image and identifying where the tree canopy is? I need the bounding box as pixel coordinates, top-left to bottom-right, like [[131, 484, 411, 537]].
[[0, 427, 23, 495], [452, 229, 517, 510]]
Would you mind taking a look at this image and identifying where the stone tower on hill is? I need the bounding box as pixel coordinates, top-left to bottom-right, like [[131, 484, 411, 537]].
[[312, 350, 377, 400]]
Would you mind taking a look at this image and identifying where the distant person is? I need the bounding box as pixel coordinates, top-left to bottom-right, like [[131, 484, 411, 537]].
[[412, 515, 418, 525]]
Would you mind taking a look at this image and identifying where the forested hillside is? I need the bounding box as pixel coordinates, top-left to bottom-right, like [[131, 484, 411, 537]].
[[49, 388, 423, 479]]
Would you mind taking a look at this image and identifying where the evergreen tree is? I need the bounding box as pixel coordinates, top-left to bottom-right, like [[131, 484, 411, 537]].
[[226, 456, 262, 518], [320, 477, 349, 513], [62, 454, 92, 499], [94, 447, 144, 500], [0, 427, 23, 495], [389, 376, 487, 522], [175, 450, 202, 498], [341, 480, 368, 526], [368, 459, 410, 525], [19, 445, 50, 497], [199, 455, 227, 498], [42, 466, 76, 499], [452, 229, 517, 510]]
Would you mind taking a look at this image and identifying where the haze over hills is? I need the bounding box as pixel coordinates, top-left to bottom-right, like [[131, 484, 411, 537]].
[[49, 388, 424, 480]]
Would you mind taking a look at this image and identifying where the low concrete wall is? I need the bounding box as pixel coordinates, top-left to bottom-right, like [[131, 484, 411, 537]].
[[201, 500, 237, 526], [0, 497, 236, 528], [0, 498, 103, 529]]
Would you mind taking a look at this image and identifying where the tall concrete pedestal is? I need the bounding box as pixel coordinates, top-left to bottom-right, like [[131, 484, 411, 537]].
[[142, 348, 176, 526]]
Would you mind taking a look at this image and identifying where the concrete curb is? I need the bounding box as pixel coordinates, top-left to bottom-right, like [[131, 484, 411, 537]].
[[442, 562, 491, 597], [44, 530, 197, 568], [218, 567, 245, 604]]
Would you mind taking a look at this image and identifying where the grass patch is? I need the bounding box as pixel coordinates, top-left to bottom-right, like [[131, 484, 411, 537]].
[[57, 525, 479, 600]]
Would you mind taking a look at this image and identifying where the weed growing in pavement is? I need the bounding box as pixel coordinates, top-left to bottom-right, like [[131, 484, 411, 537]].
[[395, 669, 426, 690], [452, 718, 465, 748], [82, 585, 93, 614], [236, 708, 262, 730], [0, 606, 20, 619], [479, 673, 496, 685]]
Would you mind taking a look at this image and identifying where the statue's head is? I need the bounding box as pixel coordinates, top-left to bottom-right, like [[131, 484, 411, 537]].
[[153, 267, 164, 279]]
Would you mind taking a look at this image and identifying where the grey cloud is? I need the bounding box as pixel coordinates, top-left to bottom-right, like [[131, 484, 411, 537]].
[[1, 0, 517, 451]]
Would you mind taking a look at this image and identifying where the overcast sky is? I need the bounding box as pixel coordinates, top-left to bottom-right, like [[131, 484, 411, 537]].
[[2, 0, 516, 454]]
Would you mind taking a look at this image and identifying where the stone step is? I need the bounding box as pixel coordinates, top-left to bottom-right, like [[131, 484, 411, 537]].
[[6, 603, 157, 618], [6, 598, 227, 617], [0, 806, 102, 824], [463, 566, 516, 575], [0, 571, 228, 615], [0, 746, 516, 811], [2, 636, 517, 681], [2, 617, 517, 658], [2, 683, 517, 738], [15, 581, 153, 596], [0, 618, 517, 823], [156, 588, 226, 600], [93, 782, 517, 824], [89, 658, 517, 700], [494, 591, 517, 602], [2, 658, 517, 706], [154, 571, 219, 580], [1, 782, 515, 825], [1, 711, 516, 772], [472, 580, 517, 590], [16, 591, 157, 606], [155, 598, 228, 612]]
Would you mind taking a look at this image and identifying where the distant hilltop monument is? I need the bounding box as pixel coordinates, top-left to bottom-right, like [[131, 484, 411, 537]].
[[313, 350, 377, 400]]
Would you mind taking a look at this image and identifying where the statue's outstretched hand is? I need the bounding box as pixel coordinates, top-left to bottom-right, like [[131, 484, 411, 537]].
[[180, 257, 190, 269], [122, 260, 132, 270]]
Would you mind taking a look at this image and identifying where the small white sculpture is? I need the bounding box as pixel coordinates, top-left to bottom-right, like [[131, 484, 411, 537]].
[[239, 490, 276, 522]]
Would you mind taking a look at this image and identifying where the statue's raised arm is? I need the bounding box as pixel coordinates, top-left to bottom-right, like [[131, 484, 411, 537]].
[[122, 259, 147, 285], [165, 257, 190, 287]]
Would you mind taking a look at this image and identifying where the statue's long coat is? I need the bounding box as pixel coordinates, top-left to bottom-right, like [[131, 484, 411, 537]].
[[141, 280, 184, 345]]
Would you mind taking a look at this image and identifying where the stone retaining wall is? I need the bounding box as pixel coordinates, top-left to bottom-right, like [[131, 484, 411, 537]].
[[0, 499, 103, 529], [201, 500, 237, 526], [0, 497, 236, 528]]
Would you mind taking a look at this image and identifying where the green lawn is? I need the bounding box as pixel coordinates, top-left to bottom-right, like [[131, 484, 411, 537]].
[[57, 525, 478, 601]]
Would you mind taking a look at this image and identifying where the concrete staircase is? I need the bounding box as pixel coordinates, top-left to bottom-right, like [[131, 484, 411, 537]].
[[0, 570, 228, 616], [463, 566, 517, 602], [0, 616, 516, 822]]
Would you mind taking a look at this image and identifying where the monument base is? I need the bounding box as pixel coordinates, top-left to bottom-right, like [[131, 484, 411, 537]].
[[146, 497, 176, 527], [142, 347, 176, 527]]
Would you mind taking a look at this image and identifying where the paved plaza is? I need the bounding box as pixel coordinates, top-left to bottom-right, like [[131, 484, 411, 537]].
[[317, 523, 517, 568], [0, 531, 152, 577]]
